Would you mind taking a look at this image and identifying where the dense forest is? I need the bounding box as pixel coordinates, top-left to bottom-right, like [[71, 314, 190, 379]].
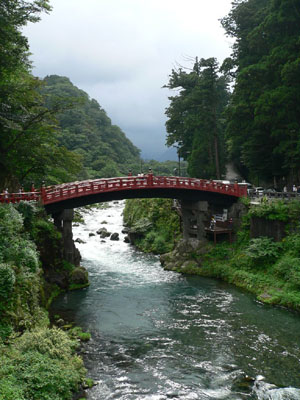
[[165, 0, 300, 188]]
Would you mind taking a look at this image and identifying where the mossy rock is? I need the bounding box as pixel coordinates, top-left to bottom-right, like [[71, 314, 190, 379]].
[[181, 261, 199, 272], [70, 267, 89, 285]]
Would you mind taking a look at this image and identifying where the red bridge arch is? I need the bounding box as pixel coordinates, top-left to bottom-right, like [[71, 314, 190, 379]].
[[1, 175, 247, 213]]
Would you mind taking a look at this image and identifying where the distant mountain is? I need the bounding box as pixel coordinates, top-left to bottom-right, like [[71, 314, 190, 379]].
[[144, 146, 178, 162], [42, 75, 141, 179]]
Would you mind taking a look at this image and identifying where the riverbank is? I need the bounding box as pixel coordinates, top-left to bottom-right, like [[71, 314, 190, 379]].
[[51, 200, 300, 398], [0, 202, 90, 400], [160, 199, 300, 311], [123, 198, 300, 312]]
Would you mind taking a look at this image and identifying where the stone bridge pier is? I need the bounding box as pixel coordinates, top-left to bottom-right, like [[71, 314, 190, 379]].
[[52, 209, 81, 266], [180, 200, 209, 240]]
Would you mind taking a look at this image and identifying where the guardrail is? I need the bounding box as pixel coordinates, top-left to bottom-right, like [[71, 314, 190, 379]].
[[41, 176, 247, 205], [0, 191, 40, 204], [0, 175, 247, 205], [249, 191, 300, 201]]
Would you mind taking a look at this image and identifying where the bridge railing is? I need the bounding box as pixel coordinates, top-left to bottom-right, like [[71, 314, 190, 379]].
[[41, 175, 246, 205], [0, 176, 247, 205], [0, 191, 40, 204]]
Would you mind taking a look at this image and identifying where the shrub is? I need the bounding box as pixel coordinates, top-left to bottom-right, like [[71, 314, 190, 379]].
[[0, 264, 15, 302], [281, 234, 300, 257], [0, 327, 86, 400], [274, 255, 300, 287], [153, 234, 170, 254], [245, 237, 281, 263], [14, 243, 39, 272], [15, 201, 39, 231], [124, 198, 181, 253], [249, 200, 289, 221]]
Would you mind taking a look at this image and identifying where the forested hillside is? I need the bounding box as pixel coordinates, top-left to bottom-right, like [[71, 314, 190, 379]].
[[0, 0, 80, 191], [0, 0, 141, 191], [41, 75, 141, 180]]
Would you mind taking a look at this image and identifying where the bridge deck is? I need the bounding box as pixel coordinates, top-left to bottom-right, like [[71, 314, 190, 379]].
[[0, 175, 247, 207]]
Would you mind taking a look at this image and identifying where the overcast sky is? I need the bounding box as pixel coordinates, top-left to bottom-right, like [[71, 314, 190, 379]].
[[24, 0, 233, 159]]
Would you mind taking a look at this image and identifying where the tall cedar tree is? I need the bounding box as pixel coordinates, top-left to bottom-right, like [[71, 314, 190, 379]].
[[221, 0, 300, 187], [165, 58, 230, 179]]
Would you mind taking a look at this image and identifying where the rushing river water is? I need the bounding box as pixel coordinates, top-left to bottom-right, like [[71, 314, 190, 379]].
[[52, 201, 300, 400]]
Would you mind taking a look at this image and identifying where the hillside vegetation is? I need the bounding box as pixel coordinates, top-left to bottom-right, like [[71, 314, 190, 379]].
[[0, 202, 87, 400], [123, 198, 181, 254], [42, 75, 141, 180]]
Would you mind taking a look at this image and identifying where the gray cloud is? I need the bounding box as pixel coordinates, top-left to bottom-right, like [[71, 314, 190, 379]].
[[24, 0, 233, 158]]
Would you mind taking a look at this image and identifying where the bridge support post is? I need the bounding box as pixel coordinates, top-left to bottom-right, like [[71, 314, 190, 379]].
[[52, 209, 81, 266], [180, 200, 208, 240]]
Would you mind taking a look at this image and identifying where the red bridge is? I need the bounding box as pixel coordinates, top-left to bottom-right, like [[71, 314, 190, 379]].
[[0, 175, 247, 213]]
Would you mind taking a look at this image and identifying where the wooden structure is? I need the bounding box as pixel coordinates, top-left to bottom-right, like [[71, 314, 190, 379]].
[[205, 220, 233, 244], [0, 175, 247, 209]]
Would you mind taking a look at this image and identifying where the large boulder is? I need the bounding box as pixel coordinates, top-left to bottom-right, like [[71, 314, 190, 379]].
[[70, 266, 89, 286], [97, 227, 111, 238], [160, 239, 211, 272], [110, 232, 119, 241], [75, 238, 86, 244]]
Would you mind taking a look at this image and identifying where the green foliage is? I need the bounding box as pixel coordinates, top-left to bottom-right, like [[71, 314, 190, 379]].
[[0, 327, 86, 400], [281, 233, 300, 256], [124, 198, 181, 254], [0, 264, 15, 302], [273, 255, 300, 287], [130, 218, 153, 234], [249, 200, 289, 221], [187, 202, 300, 310], [245, 237, 281, 262], [0, 1, 82, 190], [0, 204, 51, 338], [222, 0, 300, 184], [15, 201, 40, 230], [164, 57, 230, 179], [249, 200, 300, 224], [31, 218, 62, 246], [0, 204, 39, 271], [68, 326, 91, 342], [41, 75, 141, 180]]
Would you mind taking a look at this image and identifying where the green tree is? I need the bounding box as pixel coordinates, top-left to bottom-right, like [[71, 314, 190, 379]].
[[165, 58, 230, 179], [222, 0, 300, 186], [41, 75, 141, 180], [0, 0, 82, 189]]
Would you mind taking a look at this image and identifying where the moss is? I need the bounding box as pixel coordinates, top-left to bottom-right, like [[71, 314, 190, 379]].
[[83, 378, 94, 388], [45, 284, 63, 309], [68, 326, 91, 342]]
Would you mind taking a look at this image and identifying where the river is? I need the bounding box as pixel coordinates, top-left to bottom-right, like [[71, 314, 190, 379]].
[[51, 201, 300, 400]]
